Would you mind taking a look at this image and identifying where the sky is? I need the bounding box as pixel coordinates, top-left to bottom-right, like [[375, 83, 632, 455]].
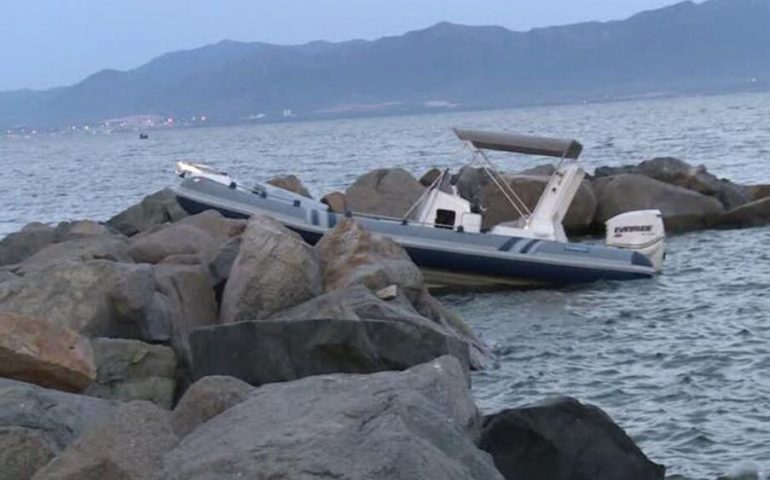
[[0, 0, 685, 92]]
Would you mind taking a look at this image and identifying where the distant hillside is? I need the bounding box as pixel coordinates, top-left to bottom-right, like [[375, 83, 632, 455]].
[[2, 0, 769, 129]]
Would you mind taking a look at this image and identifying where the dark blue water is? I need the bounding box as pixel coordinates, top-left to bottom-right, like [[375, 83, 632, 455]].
[[3, 91, 770, 479]]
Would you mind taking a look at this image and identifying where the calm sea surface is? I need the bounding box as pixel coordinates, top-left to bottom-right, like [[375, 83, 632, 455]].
[[2, 92, 770, 479]]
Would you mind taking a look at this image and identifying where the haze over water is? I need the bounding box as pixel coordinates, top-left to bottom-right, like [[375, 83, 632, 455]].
[[2, 91, 770, 478]]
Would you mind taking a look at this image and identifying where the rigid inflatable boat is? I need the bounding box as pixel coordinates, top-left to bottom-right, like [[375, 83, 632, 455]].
[[172, 129, 665, 288]]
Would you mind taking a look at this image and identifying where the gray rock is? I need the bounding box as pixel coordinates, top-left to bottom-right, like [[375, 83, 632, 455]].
[[713, 197, 770, 229], [419, 167, 443, 186], [0, 427, 57, 480], [593, 174, 724, 232], [320, 191, 347, 213], [481, 174, 597, 233], [345, 168, 425, 218], [175, 209, 246, 243], [267, 174, 312, 198], [128, 224, 217, 264], [16, 234, 132, 275], [454, 166, 490, 212], [207, 235, 241, 286], [107, 188, 189, 237], [747, 184, 770, 202], [0, 260, 155, 338], [33, 401, 178, 480], [85, 338, 177, 409], [161, 356, 501, 480], [191, 315, 470, 386], [0, 223, 57, 266], [0, 378, 115, 452], [478, 396, 665, 480], [219, 215, 322, 323], [171, 376, 253, 438], [52, 220, 113, 238]]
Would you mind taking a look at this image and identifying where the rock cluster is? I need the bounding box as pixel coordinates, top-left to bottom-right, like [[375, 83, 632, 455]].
[[0, 190, 666, 479], [323, 158, 770, 235]]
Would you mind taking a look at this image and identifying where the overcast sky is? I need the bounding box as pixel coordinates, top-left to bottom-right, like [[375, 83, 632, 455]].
[[1, 0, 685, 91]]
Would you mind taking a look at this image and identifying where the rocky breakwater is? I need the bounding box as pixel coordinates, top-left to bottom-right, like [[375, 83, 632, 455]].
[[0, 190, 664, 479], [323, 157, 770, 236]]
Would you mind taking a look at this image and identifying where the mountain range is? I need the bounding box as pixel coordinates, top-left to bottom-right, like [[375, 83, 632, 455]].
[[2, 0, 769, 129]]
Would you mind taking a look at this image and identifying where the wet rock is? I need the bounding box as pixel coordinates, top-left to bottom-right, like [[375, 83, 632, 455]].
[[160, 356, 501, 480], [420, 167, 443, 186], [267, 174, 312, 198], [219, 215, 322, 323], [0, 378, 115, 453], [128, 224, 217, 264], [0, 260, 155, 339], [171, 376, 253, 438], [593, 174, 724, 232], [0, 312, 96, 392], [33, 401, 178, 480], [107, 188, 189, 236], [481, 174, 597, 233], [0, 222, 57, 266], [478, 396, 665, 480], [191, 316, 469, 385], [345, 168, 425, 218], [713, 197, 770, 229], [16, 234, 131, 274], [321, 191, 348, 213], [0, 427, 57, 480], [85, 338, 177, 409]]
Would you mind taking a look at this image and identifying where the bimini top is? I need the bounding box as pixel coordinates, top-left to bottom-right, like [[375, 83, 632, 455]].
[[454, 128, 583, 159]]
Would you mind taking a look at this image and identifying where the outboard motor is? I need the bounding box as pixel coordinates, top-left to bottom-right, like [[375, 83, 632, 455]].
[[605, 210, 665, 272]]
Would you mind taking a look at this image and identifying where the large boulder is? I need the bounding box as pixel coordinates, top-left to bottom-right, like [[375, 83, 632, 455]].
[[0, 260, 155, 339], [0, 378, 115, 456], [0, 220, 113, 267], [107, 188, 189, 237], [267, 174, 312, 198], [33, 401, 179, 480], [128, 224, 218, 264], [190, 316, 469, 386], [596, 158, 750, 209], [481, 175, 597, 233], [478, 397, 665, 480], [85, 338, 177, 409], [419, 167, 443, 187], [15, 234, 131, 275], [175, 209, 246, 243], [0, 427, 57, 480], [713, 197, 770, 229], [219, 215, 322, 323], [171, 376, 253, 438], [345, 168, 425, 218], [0, 312, 95, 392], [321, 191, 347, 213], [160, 357, 502, 479], [593, 174, 725, 232]]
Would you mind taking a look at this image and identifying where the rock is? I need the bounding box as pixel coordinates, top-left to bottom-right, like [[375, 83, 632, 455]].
[[191, 316, 470, 385], [747, 184, 770, 201], [478, 396, 665, 480], [152, 264, 218, 371], [481, 174, 597, 232], [207, 235, 241, 287], [54, 220, 112, 238], [219, 215, 322, 323], [171, 376, 253, 438], [519, 164, 557, 176], [85, 338, 177, 409], [420, 167, 443, 186], [0, 378, 115, 453], [593, 174, 724, 232], [128, 224, 217, 264], [0, 222, 57, 266], [321, 191, 348, 213], [345, 168, 425, 218], [454, 166, 490, 212], [0, 260, 155, 339], [160, 356, 502, 480], [267, 174, 312, 198], [376, 284, 399, 300], [33, 401, 178, 480], [107, 188, 189, 236], [316, 218, 424, 298], [713, 197, 770, 229], [175, 209, 246, 243], [0, 312, 96, 392], [596, 158, 750, 209], [0, 427, 57, 480], [16, 234, 132, 275], [0, 270, 17, 283]]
